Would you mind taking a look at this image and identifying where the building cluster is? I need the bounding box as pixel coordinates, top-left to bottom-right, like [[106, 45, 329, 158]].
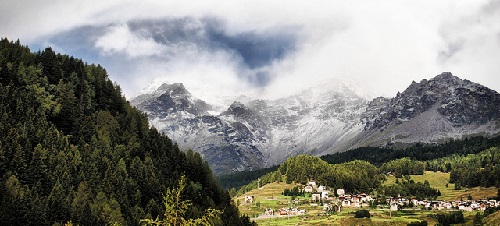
[[277, 207, 306, 215], [387, 196, 499, 211], [250, 180, 500, 217], [304, 181, 373, 208]]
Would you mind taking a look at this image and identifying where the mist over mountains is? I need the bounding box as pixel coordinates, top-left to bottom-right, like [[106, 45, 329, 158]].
[[131, 72, 500, 175]]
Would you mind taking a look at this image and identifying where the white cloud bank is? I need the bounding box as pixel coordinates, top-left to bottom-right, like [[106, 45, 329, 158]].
[[95, 24, 168, 58], [1, 0, 499, 102]]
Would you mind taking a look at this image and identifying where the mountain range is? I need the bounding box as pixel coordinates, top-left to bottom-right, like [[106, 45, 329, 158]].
[[131, 72, 500, 174]]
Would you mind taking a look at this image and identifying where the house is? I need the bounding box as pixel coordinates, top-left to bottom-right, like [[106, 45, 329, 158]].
[[304, 185, 313, 193], [321, 191, 329, 199], [359, 193, 367, 202], [264, 208, 274, 216], [308, 181, 317, 187], [317, 185, 326, 192], [411, 198, 418, 206], [312, 193, 321, 202], [337, 189, 345, 196], [352, 196, 360, 203], [244, 196, 254, 203], [342, 200, 351, 207], [390, 203, 399, 211]]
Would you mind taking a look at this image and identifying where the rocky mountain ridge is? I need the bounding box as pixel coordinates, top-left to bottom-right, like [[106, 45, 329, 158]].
[[131, 73, 500, 174], [355, 72, 500, 148]]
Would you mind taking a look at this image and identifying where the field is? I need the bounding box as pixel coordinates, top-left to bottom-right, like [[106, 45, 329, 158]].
[[383, 171, 497, 201], [235, 171, 498, 225]]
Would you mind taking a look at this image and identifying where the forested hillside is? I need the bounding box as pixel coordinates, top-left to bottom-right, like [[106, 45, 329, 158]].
[[427, 147, 500, 188], [0, 38, 253, 226], [221, 136, 500, 190]]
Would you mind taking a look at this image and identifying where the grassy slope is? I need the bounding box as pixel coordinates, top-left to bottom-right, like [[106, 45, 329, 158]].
[[383, 171, 497, 200], [236, 172, 498, 225], [236, 182, 430, 225], [484, 210, 500, 225]]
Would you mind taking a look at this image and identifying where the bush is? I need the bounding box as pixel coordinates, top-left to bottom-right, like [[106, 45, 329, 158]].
[[436, 211, 464, 226], [407, 221, 427, 226], [354, 209, 370, 218]]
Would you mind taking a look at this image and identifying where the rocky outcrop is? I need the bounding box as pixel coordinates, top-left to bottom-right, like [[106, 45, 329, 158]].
[[364, 72, 500, 130], [356, 72, 500, 147]]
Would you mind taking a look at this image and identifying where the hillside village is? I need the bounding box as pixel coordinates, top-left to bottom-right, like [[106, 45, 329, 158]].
[[244, 181, 500, 218]]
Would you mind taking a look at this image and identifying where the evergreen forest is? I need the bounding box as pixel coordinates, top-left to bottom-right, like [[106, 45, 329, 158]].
[[0, 38, 254, 226]]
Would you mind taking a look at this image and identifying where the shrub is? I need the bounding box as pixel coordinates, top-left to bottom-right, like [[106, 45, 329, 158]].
[[407, 221, 427, 226], [354, 209, 370, 218]]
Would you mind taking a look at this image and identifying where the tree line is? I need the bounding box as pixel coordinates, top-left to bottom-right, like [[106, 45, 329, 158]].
[[427, 147, 500, 188], [220, 135, 500, 190], [321, 136, 500, 166]]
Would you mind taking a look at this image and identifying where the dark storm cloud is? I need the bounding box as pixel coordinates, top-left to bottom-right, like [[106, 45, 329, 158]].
[[34, 17, 297, 88], [128, 17, 297, 72]]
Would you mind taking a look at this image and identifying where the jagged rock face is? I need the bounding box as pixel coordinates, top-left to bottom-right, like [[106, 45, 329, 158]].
[[364, 72, 500, 130], [131, 83, 211, 117], [355, 72, 500, 148], [131, 81, 367, 174], [131, 73, 500, 174]]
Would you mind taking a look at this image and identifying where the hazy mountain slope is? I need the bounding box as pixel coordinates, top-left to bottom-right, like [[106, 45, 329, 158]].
[[131, 81, 368, 174], [132, 72, 500, 174]]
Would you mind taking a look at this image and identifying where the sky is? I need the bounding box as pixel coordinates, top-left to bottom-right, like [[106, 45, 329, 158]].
[[1, 0, 500, 103]]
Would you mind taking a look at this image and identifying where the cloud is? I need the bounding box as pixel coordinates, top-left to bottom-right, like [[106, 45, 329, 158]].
[[436, 0, 500, 91], [3, 0, 500, 102], [95, 24, 168, 58], [87, 18, 298, 98]]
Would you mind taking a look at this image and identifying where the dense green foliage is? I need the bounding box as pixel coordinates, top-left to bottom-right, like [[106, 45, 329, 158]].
[[317, 160, 383, 194], [321, 136, 500, 166], [217, 165, 278, 190], [276, 155, 383, 194], [0, 38, 253, 226], [235, 155, 383, 195], [380, 157, 425, 177], [484, 206, 500, 217], [378, 177, 441, 200], [435, 211, 465, 226], [278, 155, 330, 184], [426, 147, 500, 188], [282, 186, 304, 197], [141, 176, 222, 226]]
